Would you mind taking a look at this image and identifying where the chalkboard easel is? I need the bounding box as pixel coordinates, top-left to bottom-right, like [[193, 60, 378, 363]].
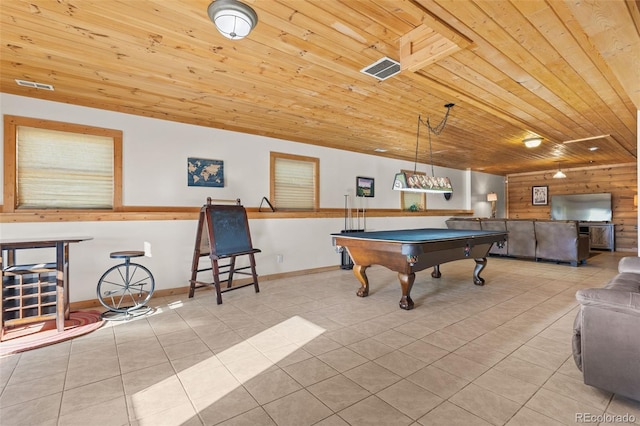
[[189, 198, 261, 304]]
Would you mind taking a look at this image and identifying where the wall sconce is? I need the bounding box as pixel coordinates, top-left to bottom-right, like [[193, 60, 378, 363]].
[[487, 192, 498, 218], [523, 137, 542, 148], [207, 0, 258, 40], [634, 194, 637, 207]]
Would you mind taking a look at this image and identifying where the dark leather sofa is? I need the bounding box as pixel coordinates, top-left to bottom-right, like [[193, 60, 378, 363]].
[[446, 218, 590, 266]]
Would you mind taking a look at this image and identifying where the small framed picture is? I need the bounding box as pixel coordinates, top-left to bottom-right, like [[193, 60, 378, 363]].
[[188, 157, 224, 187], [356, 176, 375, 197], [532, 185, 548, 206]]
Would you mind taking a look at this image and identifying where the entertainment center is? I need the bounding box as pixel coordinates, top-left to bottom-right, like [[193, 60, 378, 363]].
[[550, 193, 615, 252], [578, 222, 615, 251]]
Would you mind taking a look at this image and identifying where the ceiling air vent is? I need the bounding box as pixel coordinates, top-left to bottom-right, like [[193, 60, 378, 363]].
[[15, 79, 54, 91], [360, 57, 401, 81]]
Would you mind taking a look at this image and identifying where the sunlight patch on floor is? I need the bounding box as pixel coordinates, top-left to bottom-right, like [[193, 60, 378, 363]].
[[129, 315, 325, 422]]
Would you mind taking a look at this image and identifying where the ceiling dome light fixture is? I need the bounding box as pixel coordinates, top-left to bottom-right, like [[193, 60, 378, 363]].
[[523, 137, 542, 148], [207, 0, 258, 40]]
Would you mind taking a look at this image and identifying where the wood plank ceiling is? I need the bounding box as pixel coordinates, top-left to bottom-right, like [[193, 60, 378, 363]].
[[1, 0, 638, 175]]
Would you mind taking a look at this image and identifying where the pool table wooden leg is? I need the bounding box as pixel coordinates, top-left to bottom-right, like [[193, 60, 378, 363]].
[[353, 264, 369, 297], [431, 264, 441, 278], [473, 257, 487, 285], [398, 272, 415, 310]]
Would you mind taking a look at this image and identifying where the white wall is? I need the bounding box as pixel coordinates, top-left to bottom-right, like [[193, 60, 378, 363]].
[[0, 94, 472, 210], [470, 171, 506, 218], [0, 94, 497, 303]]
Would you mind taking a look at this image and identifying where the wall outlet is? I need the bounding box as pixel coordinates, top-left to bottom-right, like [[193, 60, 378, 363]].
[[144, 241, 152, 257], [276, 254, 283, 263]]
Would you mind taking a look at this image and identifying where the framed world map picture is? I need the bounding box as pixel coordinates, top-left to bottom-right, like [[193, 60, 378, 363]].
[[188, 157, 224, 187]]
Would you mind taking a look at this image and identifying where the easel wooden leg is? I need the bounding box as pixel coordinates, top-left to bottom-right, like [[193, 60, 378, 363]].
[[189, 211, 205, 298], [189, 268, 197, 298], [212, 259, 223, 305], [249, 253, 260, 294], [227, 256, 236, 289]]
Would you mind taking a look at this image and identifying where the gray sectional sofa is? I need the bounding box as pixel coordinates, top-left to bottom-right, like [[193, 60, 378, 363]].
[[446, 218, 590, 266], [572, 256, 640, 401]]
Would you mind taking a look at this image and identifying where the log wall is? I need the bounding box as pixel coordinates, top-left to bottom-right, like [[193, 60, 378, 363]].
[[507, 163, 637, 252]]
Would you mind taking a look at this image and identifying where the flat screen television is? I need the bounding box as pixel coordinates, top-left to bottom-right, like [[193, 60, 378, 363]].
[[550, 193, 612, 222]]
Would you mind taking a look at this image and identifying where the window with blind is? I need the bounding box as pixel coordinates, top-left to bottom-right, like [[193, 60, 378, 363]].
[[3, 115, 123, 211], [270, 152, 319, 211]]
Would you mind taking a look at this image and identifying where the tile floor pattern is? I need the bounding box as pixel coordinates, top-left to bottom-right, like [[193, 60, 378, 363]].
[[1, 252, 640, 426]]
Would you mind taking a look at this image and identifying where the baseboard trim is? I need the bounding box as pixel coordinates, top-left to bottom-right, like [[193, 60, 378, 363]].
[[70, 265, 341, 310]]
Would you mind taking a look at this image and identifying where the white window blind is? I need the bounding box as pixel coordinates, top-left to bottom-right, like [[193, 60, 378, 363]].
[[17, 126, 114, 209], [273, 157, 316, 210]]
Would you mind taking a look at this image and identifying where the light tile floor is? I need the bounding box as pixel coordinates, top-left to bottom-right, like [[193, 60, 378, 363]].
[[1, 252, 639, 425]]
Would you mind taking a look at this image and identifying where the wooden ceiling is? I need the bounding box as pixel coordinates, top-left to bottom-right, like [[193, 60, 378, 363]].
[[1, 0, 638, 175]]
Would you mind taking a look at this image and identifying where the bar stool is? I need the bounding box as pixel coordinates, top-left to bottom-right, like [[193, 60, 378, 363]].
[[96, 251, 155, 320]]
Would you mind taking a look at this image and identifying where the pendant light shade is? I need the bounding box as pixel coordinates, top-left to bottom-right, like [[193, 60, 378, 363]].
[[553, 169, 567, 179], [552, 161, 567, 179], [207, 0, 258, 40], [392, 172, 453, 193], [392, 104, 455, 194]]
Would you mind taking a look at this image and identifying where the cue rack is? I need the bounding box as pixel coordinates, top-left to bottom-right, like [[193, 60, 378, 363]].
[[340, 194, 366, 269]]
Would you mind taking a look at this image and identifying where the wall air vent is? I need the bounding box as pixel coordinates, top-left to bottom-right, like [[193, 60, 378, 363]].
[[15, 79, 54, 91], [360, 57, 401, 81]]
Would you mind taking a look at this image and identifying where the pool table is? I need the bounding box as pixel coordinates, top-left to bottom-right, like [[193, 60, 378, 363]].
[[331, 228, 507, 310]]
